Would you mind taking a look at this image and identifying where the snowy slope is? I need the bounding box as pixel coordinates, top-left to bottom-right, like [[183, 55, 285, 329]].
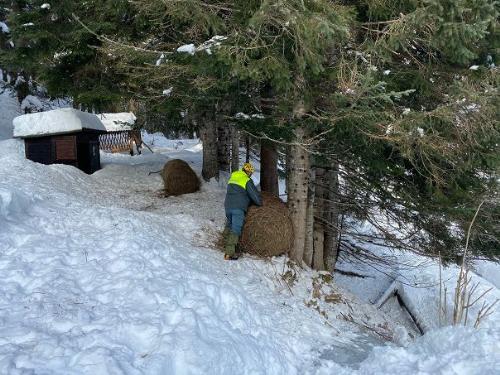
[[0, 132, 499, 374], [333, 223, 500, 374], [336, 238, 500, 333], [0, 137, 400, 374], [473, 260, 500, 289], [0, 140, 302, 374]]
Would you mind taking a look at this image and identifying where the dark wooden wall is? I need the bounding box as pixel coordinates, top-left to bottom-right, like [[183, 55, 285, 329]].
[[24, 130, 103, 174], [25, 136, 53, 165]]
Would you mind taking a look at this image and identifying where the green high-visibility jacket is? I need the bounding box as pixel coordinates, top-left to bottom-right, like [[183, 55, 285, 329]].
[[224, 170, 262, 212]]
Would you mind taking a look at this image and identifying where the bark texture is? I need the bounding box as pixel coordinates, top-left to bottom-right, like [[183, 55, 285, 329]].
[[303, 168, 316, 266], [217, 122, 231, 172], [323, 165, 340, 272], [245, 136, 251, 163], [312, 167, 326, 270], [199, 111, 219, 181], [231, 127, 240, 172], [287, 127, 310, 265], [260, 140, 279, 196]]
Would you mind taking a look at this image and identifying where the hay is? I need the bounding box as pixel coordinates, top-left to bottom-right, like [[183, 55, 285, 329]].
[[260, 191, 283, 206], [239, 192, 293, 257], [161, 159, 200, 196]]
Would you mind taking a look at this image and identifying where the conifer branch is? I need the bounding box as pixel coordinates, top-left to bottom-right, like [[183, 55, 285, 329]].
[[72, 13, 173, 55]]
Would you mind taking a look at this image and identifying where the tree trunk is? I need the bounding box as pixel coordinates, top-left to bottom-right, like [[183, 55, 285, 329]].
[[313, 227, 326, 270], [323, 164, 340, 272], [16, 72, 30, 105], [231, 126, 240, 172], [285, 145, 291, 199], [199, 111, 219, 181], [217, 122, 231, 172], [287, 127, 310, 265], [245, 135, 251, 163], [303, 168, 316, 266], [260, 140, 279, 196], [312, 167, 327, 270]]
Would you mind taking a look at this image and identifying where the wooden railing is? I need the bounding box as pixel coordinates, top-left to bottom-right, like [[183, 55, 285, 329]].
[[99, 130, 142, 154]]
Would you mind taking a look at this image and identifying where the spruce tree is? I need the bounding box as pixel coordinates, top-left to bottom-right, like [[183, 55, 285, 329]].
[[101, 0, 498, 265], [0, 0, 147, 110], [4, 0, 498, 267]]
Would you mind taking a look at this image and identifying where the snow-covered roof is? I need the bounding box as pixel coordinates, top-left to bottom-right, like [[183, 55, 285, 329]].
[[97, 112, 136, 132], [13, 108, 106, 138]]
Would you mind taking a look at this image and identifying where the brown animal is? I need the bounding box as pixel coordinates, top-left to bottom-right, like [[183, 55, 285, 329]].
[[161, 159, 200, 196]]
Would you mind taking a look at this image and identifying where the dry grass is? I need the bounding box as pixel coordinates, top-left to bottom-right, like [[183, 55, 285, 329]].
[[239, 192, 294, 257], [161, 159, 200, 196]]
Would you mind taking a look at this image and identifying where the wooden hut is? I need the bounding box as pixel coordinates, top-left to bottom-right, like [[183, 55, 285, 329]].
[[13, 108, 107, 174], [97, 113, 142, 155]]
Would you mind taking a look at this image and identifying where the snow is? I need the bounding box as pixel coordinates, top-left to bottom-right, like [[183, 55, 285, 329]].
[[13, 108, 106, 138], [177, 44, 196, 55], [14, 74, 26, 86], [176, 36, 227, 56], [155, 53, 165, 66], [473, 260, 500, 289], [235, 112, 250, 120], [333, 211, 500, 372], [316, 325, 500, 374], [337, 217, 500, 332], [97, 112, 136, 132], [197, 35, 227, 54], [0, 21, 9, 33], [0, 134, 409, 374], [162, 87, 173, 96], [54, 50, 71, 60], [235, 112, 265, 120], [20, 94, 44, 112]]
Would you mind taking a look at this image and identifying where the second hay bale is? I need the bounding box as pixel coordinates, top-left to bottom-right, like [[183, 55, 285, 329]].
[[239, 192, 293, 257], [161, 159, 200, 196]]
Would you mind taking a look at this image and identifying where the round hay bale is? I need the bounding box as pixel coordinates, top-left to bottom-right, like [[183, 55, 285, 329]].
[[260, 191, 283, 206], [161, 159, 200, 196], [239, 192, 293, 257]]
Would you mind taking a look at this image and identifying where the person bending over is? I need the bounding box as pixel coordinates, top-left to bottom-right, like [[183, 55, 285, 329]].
[[223, 162, 262, 260]]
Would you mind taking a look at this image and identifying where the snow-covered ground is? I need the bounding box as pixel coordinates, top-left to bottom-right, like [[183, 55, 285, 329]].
[[0, 135, 394, 374], [0, 115, 499, 373], [473, 260, 500, 289], [334, 228, 500, 374]]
